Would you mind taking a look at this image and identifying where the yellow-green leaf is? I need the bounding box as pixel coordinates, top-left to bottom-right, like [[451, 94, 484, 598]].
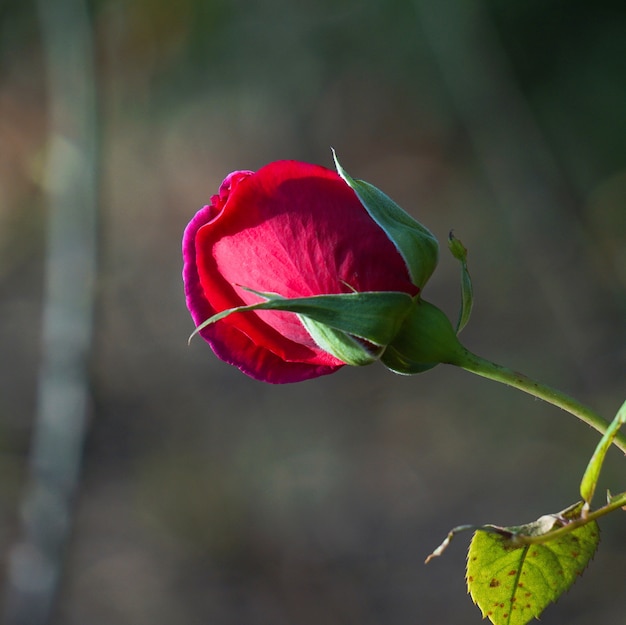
[[466, 505, 600, 625]]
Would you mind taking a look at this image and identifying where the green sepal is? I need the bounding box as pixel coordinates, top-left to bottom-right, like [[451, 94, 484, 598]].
[[381, 299, 466, 374], [333, 150, 439, 289], [299, 316, 382, 366], [190, 288, 415, 365], [448, 231, 473, 334]]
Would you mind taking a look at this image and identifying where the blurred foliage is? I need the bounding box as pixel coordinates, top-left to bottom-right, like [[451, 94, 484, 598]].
[[0, 1, 624, 624], [486, 0, 626, 182]]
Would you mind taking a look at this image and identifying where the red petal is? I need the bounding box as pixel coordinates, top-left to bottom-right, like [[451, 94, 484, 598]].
[[183, 161, 417, 383]]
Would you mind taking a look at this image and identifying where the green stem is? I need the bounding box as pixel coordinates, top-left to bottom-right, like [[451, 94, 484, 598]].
[[515, 493, 626, 545], [454, 348, 626, 455]]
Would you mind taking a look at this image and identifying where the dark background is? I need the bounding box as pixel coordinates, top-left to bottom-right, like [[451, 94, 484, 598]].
[[1, 0, 625, 623]]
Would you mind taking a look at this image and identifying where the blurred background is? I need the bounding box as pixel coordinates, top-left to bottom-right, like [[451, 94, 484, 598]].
[[1, 0, 625, 623]]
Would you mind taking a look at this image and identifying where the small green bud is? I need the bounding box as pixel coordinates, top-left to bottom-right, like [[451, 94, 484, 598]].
[[448, 231, 473, 334]]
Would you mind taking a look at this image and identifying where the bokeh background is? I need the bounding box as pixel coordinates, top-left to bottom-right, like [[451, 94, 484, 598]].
[[1, 0, 625, 624]]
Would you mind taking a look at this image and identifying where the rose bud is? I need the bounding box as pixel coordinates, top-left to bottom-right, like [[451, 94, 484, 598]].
[[183, 157, 459, 383]]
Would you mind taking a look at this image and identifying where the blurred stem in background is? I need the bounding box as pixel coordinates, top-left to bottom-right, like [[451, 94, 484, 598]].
[[3, 0, 99, 623]]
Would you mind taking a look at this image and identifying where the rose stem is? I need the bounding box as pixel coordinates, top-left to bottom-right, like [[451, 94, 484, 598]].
[[453, 349, 626, 455]]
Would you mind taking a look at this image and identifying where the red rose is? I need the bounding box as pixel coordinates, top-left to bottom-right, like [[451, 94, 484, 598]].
[[183, 160, 419, 383]]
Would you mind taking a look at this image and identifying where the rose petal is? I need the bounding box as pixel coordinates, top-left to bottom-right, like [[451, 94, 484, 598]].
[[183, 161, 417, 383]]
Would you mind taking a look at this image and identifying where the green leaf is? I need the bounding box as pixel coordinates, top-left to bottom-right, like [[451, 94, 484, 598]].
[[332, 149, 439, 289], [466, 503, 600, 625], [580, 398, 626, 510], [447, 231, 473, 334]]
